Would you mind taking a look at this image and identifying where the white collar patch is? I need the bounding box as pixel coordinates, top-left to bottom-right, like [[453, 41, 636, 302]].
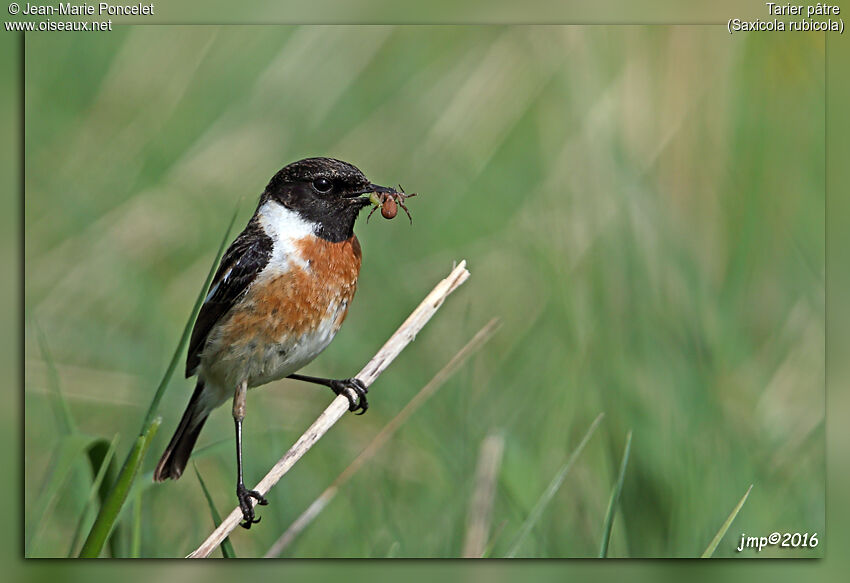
[[256, 201, 316, 272]]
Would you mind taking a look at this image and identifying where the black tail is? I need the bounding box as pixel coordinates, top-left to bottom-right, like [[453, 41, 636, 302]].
[[153, 380, 210, 482]]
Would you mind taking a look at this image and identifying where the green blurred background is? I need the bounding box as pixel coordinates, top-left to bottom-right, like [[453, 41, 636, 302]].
[[23, 25, 824, 558]]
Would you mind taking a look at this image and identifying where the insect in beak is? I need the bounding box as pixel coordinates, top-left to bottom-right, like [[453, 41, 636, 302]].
[[366, 184, 416, 224]]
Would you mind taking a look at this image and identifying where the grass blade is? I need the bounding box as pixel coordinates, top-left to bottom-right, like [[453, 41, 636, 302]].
[[599, 430, 632, 558], [67, 435, 119, 556], [76, 208, 239, 558], [505, 412, 605, 558], [482, 519, 508, 558], [34, 323, 76, 436], [130, 488, 142, 558], [193, 464, 236, 558], [265, 318, 501, 558], [140, 205, 240, 432], [27, 327, 89, 556], [701, 484, 754, 558], [87, 437, 124, 557], [78, 418, 161, 558], [26, 433, 96, 555]]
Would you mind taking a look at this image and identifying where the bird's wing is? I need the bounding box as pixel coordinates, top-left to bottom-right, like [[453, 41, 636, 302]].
[[185, 219, 273, 377]]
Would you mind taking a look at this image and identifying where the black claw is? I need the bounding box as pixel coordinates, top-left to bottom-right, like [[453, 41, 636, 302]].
[[239, 515, 261, 530], [237, 485, 268, 528], [330, 378, 369, 414]]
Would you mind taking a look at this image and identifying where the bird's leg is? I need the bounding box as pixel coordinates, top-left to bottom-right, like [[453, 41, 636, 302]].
[[287, 373, 369, 414], [232, 379, 267, 529]]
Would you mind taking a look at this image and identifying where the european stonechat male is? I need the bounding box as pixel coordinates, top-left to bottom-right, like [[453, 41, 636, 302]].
[[153, 157, 404, 528]]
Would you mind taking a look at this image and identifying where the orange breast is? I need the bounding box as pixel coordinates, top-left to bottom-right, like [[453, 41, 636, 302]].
[[217, 234, 362, 348]]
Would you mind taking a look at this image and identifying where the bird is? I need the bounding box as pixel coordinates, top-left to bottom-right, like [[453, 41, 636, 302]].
[[152, 157, 404, 528]]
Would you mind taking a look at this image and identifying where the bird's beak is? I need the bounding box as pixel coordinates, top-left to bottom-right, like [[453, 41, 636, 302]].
[[367, 184, 398, 195], [347, 183, 399, 203]]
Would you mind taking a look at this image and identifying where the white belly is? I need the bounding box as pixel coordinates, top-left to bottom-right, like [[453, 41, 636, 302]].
[[242, 303, 344, 388], [198, 298, 348, 408]]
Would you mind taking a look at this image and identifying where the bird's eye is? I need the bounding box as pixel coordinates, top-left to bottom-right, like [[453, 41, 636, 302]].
[[312, 177, 333, 193]]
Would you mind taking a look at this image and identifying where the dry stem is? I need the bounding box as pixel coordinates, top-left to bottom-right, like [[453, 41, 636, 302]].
[[187, 261, 470, 558], [264, 317, 500, 557], [462, 431, 505, 558]]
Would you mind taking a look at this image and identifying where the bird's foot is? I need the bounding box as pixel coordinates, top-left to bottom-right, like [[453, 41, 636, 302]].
[[236, 484, 268, 529], [329, 378, 369, 414]]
